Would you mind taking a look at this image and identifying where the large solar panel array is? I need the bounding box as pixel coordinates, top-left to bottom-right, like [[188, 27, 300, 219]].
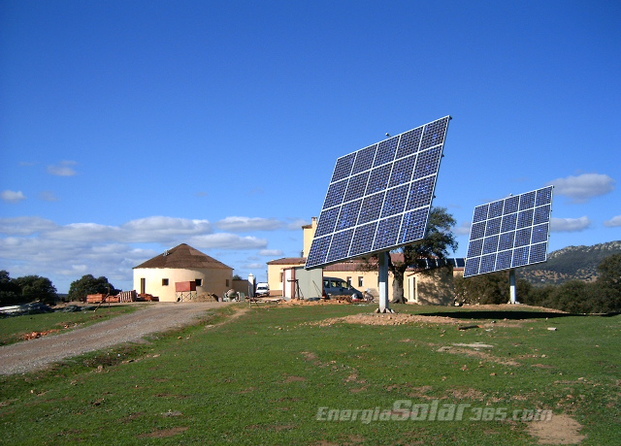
[[305, 116, 451, 269], [464, 186, 554, 278]]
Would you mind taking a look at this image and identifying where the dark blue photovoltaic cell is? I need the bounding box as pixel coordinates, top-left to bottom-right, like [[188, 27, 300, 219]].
[[336, 200, 362, 231], [532, 224, 548, 243], [420, 118, 448, 150], [501, 213, 517, 233], [389, 155, 416, 187], [344, 172, 370, 202], [483, 236, 499, 254], [512, 246, 530, 268], [471, 221, 486, 240], [517, 209, 534, 229], [504, 196, 520, 213], [399, 208, 427, 244], [536, 187, 552, 207], [488, 201, 504, 218], [381, 185, 408, 218], [480, 254, 497, 273], [530, 243, 547, 263], [358, 193, 384, 225], [306, 235, 331, 267], [467, 239, 484, 257], [323, 180, 347, 209], [351, 144, 377, 174], [406, 177, 435, 211], [349, 222, 377, 257], [374, 137, 399, 167], [331, 153, 356, 182], [366, 164, 392, 195], [473, 205, 489, 223], [326, 229, 354, 263], [499, 232, 514, 251], [412, 147, 442, 180], [496, 250, 512, 270], [306, 116, 451, 269], [515, 228, 532, 247], [485, 217, 502, 236], [519, 191, 536, 210], [373, 215, 401, 251], [534, 205, 551, 225], [464, 186, 553, 277], [465, 258, 480, 276], [396, 128, 422, 158], [315, 208, 340, 237]]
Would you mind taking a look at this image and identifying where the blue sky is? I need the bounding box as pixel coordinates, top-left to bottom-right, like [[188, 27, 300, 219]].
[[1, 0, 620, 293]]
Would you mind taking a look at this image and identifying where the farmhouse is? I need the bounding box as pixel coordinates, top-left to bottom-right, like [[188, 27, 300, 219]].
[[267, 217, 464, 304], [133, 243, 233, 302]]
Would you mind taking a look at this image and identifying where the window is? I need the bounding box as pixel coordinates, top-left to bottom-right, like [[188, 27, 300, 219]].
[[346, 276, 352, 287], [162, 278, 169, 286], [358, 276, 364, 287], [226, 279, 230, 287], [195, 279, 202, 287]]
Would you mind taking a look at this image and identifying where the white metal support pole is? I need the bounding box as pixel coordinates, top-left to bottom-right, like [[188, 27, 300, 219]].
[[378, 251, 392, 313], [509, 269, 517, 304]]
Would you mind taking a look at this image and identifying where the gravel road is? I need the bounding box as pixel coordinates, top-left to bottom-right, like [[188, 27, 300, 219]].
[[0, 302, 231, 375]]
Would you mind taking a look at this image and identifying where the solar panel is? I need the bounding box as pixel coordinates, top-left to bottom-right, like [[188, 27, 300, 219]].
[[464, 186, 554, 278], [306, 116, 451, 269]]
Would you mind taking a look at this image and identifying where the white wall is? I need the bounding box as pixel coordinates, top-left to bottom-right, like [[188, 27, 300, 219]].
[[133, 268, 233, 302]]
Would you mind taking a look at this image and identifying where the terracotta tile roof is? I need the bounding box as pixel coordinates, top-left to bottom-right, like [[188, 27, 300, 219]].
[[267, 257, 306, 265], [133, 243, 232, 270]]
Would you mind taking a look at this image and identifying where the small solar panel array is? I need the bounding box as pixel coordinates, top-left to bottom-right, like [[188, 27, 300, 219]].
[[305, 116, 451, 269], [464, 186, 554, 278]]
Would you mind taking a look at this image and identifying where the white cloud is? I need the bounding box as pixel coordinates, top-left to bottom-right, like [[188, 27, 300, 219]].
[[604, 216, 621, 227], [454, 221, 472, 236], [547, 173, 615, 203], [47, 160, 78, 176], [550, 216, 591, 232], [0, 215, 270, 290], [40, 191, 59, 202], [122, 216, 212, 242], [259, 249, 284, 256], [0, 217, 57, 235], [1, 190, 26, 203], [217, 216, 283, 232], [189, 233, 268, 250], [285, 218, 312, 230]]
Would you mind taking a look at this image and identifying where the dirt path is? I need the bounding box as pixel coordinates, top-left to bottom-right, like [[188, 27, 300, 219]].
[[0, 302, 233, 375]]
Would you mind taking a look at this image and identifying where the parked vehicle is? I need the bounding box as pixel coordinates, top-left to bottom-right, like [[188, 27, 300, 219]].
[[255, 282, 270, 297], [322, 277, 363, 299]]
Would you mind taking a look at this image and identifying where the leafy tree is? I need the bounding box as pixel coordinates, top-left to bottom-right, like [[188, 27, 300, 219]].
[[68, 275, 119, 302], [592, 254, 621, 312], [0, 270, 21, 306], [597, 254, 621, 290], [0, 271, 58, 305], [544, 280, 595, 314], [454, 272, 510, 305], [387, 207, 458, 303], [521, 283, 555, 307], [13, 275, 58, 305]]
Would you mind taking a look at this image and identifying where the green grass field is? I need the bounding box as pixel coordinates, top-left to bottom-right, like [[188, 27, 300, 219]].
[[0, 303, 619, 445], [0, 305, 137, 346]]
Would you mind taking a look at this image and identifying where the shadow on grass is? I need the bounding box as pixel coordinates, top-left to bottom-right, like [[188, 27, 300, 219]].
[[419, 310, 578, 321]]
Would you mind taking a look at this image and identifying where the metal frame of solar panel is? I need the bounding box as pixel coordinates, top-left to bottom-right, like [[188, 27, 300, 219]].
[[306, 116, 451, 269], [464, 185, 554, 278]]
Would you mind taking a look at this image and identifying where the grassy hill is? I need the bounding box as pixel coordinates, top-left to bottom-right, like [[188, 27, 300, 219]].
[[521, 240, 621, 285]]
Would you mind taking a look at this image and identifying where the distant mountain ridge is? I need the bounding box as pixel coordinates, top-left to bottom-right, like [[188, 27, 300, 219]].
[[520, 241, 621, 285]]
